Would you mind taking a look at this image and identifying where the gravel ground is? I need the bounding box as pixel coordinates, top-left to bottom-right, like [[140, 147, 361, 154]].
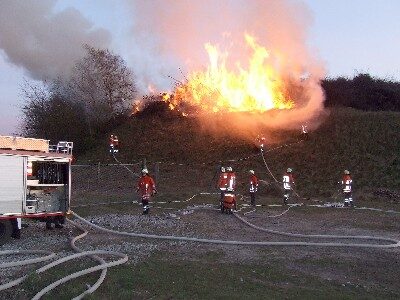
[[1, 203, 400, 297], [0, 220, 73, 284]]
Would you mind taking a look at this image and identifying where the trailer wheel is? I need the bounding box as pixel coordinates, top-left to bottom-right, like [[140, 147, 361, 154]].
[[0, 220, 13, 245]]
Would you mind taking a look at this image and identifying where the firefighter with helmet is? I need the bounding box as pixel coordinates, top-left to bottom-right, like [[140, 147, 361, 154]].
[[282, 168, 295, 205], [301, 124, 309, 140], [226, 167, 236, 192], [249, 170, 259, 206], [256, 135, 266, 151], [109, 134, 115, 154], [341, 170, 353, 207], [222, 166, 237, 212], [113, 135, 119, 153], [217, 166, 228, 207], [137, 168, 156, 214]]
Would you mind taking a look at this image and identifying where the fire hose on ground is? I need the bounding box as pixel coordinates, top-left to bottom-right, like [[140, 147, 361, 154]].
[[0, 219, 128, 299], [71, 204, 399, 298], [260, 147, 304, 199], [73, 210, 400, 249], [2, 136, 398, 298], [112, 152, 140, 178], [1, 203, 399, 298]]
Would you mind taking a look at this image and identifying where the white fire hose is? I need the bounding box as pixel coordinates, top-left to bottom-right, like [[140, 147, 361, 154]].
[[111, 152, 140, 178], [2, 138, 398, 298], [73, 210, 400, 248], [1, 198, 399, 299], [0, 220, 128, 299]]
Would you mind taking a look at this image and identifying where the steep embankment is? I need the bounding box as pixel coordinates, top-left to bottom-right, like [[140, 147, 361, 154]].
[[79, 108, 400, 198]]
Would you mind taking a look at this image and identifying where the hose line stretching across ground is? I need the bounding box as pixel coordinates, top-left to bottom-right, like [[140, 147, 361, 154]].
[[73, 211, 400, 249], [1, 203, 398, 299]]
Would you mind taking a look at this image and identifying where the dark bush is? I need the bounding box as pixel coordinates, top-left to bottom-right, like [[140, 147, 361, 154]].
[[322, 74, 400, 111]]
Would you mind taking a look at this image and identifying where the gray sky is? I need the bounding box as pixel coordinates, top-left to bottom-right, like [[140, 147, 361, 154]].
[[0, 0, 399, 135]]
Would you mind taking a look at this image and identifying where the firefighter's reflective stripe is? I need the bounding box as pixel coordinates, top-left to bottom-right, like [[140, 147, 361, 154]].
[[142, 194, 151, 200], [342, 179, 352, 192], [142, 183, 151, 197], [27, 161, 33, 176], [344, 192, 353, 203], [249, 175, 258, 193], [138, 176, 156, 198], [283, 175, 291, 190], [227, 174, 236, 191], [224, 193, 235, 200], [218, 173, 228, 189], [250, 182, 258, 193]]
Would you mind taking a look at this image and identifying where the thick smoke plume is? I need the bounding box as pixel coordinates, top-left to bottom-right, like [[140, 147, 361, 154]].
[[0, 0, 111, 80], [130, 0, 327, 138]]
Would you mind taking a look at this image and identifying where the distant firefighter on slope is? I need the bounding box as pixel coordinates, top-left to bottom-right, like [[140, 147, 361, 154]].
[[301, 124, 309, 140], [255, 135, 266, 151], [109, 134, 119, 154]]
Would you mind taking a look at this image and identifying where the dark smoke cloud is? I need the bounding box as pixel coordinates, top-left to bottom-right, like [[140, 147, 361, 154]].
[[0, 0, 111, 80]]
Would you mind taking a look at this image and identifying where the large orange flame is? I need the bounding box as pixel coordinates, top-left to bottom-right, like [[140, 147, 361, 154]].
[[169, 34, 294, 113]]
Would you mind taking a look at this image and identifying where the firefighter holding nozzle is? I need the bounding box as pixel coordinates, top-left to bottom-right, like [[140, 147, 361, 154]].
[[137, 168, 157, 214]]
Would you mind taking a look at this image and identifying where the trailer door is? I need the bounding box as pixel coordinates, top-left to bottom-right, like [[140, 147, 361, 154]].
[[0, 156, 24, 214]]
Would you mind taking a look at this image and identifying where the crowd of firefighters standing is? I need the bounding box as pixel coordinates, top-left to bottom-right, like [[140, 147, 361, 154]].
[[109, 125, 353, 215], [133, 165, 353, 215]]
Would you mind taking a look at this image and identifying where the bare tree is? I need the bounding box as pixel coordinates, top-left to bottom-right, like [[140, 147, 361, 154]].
[[19, 45, 136, 152], [69, 45, 137, 126]]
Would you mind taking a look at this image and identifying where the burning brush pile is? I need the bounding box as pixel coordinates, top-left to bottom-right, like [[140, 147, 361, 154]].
[[134, 33, 324, 133]]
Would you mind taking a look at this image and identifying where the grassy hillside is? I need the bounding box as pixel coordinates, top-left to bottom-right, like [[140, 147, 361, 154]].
[[78, 107, 400, 198]]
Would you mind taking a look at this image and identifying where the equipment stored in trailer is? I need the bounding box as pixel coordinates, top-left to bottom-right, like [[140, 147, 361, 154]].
[[0, 136, 73, 244]]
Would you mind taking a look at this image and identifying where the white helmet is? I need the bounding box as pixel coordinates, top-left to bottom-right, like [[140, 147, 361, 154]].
[[221, 167, 226, 172], [227, 167, 232, 172], [287, 168, 292, 173], [344, 170, 350, 175], [249, 170, 255, 174], [142, 168, 148, 174]]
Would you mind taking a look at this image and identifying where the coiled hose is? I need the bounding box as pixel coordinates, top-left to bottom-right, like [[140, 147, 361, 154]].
[[0, 220, 128, 299]]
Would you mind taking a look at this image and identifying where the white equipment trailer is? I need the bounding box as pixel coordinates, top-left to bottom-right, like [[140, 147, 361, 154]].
[[0, 136, 73, 244]]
